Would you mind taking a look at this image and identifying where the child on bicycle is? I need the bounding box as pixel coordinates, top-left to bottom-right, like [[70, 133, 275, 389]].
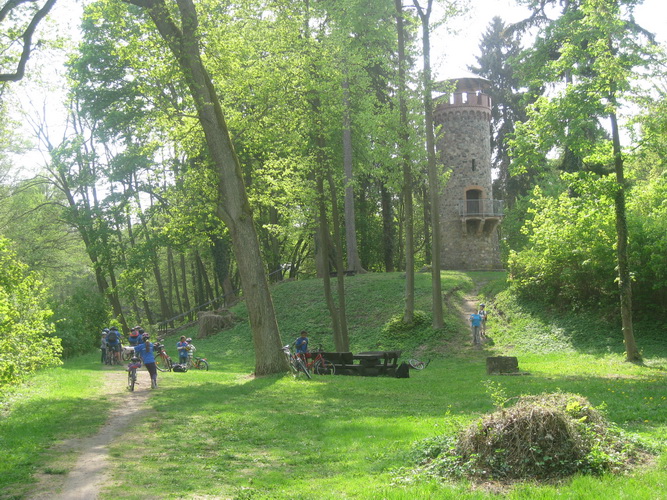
[[134, 333, 158, 389]]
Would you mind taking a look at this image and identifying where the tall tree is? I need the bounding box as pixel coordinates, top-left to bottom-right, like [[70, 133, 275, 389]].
[[395, 0, 416, 323], [122, 0, 286, 375], [469, 16, 531, 207], [511, 0, 657, 362], [413, 0, 443, 329]]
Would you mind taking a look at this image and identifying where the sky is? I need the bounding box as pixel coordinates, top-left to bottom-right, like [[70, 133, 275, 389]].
[[431, 0, 667, 80]]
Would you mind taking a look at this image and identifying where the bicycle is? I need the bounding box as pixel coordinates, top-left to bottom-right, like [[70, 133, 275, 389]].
[[121, 345, 134, 362], [127, 356, 142, 391], [282, 345, 311, 379], [186, 355, 209, 371], [105, 344, 122, 365], [153, 339, 173, 372], [298, 345, 335, 376], [407, 358, 430, 370]]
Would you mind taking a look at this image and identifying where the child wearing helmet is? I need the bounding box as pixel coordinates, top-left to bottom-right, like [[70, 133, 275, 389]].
[[185, 338, 196, 365]]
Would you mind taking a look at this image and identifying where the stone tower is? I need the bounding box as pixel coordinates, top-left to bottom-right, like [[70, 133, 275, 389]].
[[433, 77, 503, 270]]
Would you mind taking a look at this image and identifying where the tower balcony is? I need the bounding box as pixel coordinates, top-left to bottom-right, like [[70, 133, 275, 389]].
[[457, 199, 504, 236]]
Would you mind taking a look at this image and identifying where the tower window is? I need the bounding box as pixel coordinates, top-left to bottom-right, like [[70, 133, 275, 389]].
[[472, 159, 476, 171]]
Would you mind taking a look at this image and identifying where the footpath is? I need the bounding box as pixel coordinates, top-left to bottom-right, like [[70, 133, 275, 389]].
[[29, 368, 154, 500]]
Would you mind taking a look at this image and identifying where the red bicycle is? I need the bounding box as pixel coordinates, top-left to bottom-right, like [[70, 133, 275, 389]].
[[297, 345, 335, 376]]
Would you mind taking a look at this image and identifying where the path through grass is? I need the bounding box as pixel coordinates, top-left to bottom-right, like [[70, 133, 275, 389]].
[[1, 271, 666, 499]]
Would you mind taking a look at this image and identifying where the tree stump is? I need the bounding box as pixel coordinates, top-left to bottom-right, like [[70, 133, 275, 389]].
[[486, 356, 519, 375], [197, 309, 238, 339]]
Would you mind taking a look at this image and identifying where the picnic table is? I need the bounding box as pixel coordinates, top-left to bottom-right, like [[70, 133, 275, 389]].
[[321, 350, 401, 376]]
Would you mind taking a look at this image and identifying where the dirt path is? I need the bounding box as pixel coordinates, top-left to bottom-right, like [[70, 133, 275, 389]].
[[460, 279, 489, 344], [29, 367, 155, 500]]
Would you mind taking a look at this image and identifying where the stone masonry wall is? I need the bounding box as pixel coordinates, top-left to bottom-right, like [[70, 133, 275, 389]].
[[435, 99, 502, 270]]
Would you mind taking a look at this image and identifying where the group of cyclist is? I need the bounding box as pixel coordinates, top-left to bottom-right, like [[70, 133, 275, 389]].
[[101, 326, 198, 390], [101, 325, 158, 389]]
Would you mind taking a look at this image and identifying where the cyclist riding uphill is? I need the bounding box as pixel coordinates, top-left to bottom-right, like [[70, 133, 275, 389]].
[[294, 330, 309, 354], [134, 333, 158, 389]]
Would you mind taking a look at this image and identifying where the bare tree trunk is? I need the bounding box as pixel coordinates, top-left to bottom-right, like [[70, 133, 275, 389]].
[[414, 0, 443, 328], [195, 251, 215, 304], [610, 110, 640, 362], [342, 77, 366, 274], [380, 182, 395, 272], [327, 171, 350, 350], [126, 0, 285, 374], [168, 247, 184, 318], [395, 0, 415, 323], [316, 175, 343, 351], [180, 253, 192, 321]]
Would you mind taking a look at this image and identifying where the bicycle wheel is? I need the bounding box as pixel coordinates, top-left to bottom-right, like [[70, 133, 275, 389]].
[[155, 355, 168, 372], [128, 370, 136, 391], [295, 357, 312, 379], [314, 358, 335, 376], [285, 354, 298, 375], [122, 348, 133, 362], [408, 359, 425, 370], [194, 358, 209, 371]]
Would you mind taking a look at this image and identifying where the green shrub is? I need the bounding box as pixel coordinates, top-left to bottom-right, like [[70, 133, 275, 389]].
[[50, 281, 110, 358], [0, 238, 61, 390]]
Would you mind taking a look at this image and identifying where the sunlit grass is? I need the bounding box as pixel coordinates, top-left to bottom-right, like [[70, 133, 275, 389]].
[[1, 271, 666, 499]]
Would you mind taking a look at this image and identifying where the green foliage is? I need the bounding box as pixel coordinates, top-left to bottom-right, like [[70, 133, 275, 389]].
[[50, 281, 110, 358], [508, 172, 618, 309], [627, 171, 667, 311], [0, 238, 61, 390], [1, 274, 667, 498]]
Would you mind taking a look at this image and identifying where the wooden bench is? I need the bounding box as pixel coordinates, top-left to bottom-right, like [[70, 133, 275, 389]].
[[322, 350, 401, 376], [322, 352, 362, 375]]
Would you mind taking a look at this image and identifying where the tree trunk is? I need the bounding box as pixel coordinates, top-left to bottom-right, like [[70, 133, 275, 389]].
[[316, 174, 344, 351], [610, 110, 640, 362], [168, 247, 184, 319], [327, 171, 350, 351], [380, 182, 395, 272], [342, 77, 365, 274], [180, 253, 192, 321], [396, 0, 415, 323], [126, 0, 286, 374], [414, 0, 443, 328]]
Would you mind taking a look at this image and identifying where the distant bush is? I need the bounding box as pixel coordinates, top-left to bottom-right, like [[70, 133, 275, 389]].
[[50, 281, 110, 358], [408, 392, 647, 482]]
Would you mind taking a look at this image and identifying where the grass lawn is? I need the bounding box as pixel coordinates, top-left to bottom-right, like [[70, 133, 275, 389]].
[[1, 271, 666, 499]]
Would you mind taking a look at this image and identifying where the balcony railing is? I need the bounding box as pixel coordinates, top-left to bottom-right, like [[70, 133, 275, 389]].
[[458, 199, 504, 218]]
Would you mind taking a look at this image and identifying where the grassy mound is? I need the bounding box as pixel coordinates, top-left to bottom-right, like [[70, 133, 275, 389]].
[[412, 392, 647, 482]]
